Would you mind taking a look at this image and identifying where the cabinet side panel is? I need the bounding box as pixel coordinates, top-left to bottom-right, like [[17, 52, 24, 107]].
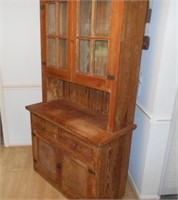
[[98, 133, 133, 199], [115, 1, 148, 129]]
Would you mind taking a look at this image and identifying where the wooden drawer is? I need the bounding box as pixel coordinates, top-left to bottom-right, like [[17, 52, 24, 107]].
[[43, 120, 58, 141], [31, 114, 43, 131], [58, 128, 93, 163], [32, 114, 58, 142]]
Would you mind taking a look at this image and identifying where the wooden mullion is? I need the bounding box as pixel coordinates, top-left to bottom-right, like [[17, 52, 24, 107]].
[[45, 3, 49, 66], [89, 41, 94, 75], [56, 35, 67, 39], [67, 0, 74, 78], [70, 0, 77, 80], [56, 2, 59, 68], [77, 36, 109, 40], [89, 0, 96, 75], [40, 2, 46, 64]]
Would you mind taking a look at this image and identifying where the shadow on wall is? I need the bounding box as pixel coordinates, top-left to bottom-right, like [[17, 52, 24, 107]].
[[0, 112, 4, 145]]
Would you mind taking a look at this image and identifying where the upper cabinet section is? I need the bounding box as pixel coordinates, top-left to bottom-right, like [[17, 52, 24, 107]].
[[41, 0, 124, 91]]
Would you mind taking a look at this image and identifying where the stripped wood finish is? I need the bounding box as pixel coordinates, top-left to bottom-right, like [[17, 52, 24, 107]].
[[26, 0, 149, 199], [46, 76, 110, 115]]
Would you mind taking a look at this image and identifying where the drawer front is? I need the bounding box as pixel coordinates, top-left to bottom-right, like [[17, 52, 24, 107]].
[[58, 128, 93, 162], [31, 114, 43, 131], [31, 114, 58, 142], [43, 120, 58, 141]]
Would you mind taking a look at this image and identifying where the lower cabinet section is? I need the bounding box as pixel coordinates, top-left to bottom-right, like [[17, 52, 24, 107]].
[[32, 133, 97, 199], [30, 114, 132, 199]]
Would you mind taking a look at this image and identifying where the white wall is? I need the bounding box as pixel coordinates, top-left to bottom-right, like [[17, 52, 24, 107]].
[[160, 91, 178, 195], [0, 0, 42, 146], [129, 0, 178, 199]]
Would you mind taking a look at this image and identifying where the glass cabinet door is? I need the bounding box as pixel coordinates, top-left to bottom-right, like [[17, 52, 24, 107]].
[[42, 0, 123, 91], [78, 0, 110, 78], [44, 1, 71, 80], [72, 0, 123, 91]]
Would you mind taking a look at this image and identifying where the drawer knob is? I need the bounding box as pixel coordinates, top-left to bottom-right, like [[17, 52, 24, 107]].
[[71, 142, 77, 148], [107, 74, 115, 80], [56, 163, 62, 170]]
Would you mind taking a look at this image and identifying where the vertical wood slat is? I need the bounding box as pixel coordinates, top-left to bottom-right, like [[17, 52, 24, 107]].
[[70, 0, 77, 81], [90, 0, 96, 75], [46, 77, 110, 115]]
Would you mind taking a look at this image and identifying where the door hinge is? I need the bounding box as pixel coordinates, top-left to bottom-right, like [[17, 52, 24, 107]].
[[142, 35, 150, 50], [146, 8, 152, 23], [107, 74, 115, 81], [88, 168, 96, 176]]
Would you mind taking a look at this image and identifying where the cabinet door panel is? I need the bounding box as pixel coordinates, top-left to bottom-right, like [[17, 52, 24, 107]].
[[43, 1, 72, 80], [48, 38, 56, 66], [38, 140, 57, 175], [58, 2, 68, 36], [94, 40, 108, 77], [47, 3, 56, 35], [78, 0, 92, 36], [62, 154, 95, 199], [95, 0, 111, 37], [72, 0, 123, 91], [58, 39, 67, 69], [78, 40, 90, 74], [33, 136, 61, 184]]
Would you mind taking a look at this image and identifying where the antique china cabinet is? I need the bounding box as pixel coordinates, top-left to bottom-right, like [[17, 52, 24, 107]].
[[26, 0, 149, 199]]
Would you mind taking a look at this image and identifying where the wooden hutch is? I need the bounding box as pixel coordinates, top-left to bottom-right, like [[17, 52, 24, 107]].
[[26, 0, 149, 199]]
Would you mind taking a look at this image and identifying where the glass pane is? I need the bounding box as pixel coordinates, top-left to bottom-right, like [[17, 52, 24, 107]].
[[95, 0, 111, 36], [48, 38, 56, 66], [79, 1, 91, 36], [48, 4, 56, 34], [59, 2, 68, 35], [94, 41, 108, 77], [79, 40, 90, 73], [59, 39, 67, 69]]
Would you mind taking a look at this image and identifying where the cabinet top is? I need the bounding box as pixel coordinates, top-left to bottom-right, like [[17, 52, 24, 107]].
[[26, 100, 135, 146]]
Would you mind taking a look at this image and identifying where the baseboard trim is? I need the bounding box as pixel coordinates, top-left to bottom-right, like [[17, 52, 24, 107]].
[[128, 171, 140, 199], [2, 84, 41, 89], [8, 144, 32, 147], [128, 171, 160, 200]]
